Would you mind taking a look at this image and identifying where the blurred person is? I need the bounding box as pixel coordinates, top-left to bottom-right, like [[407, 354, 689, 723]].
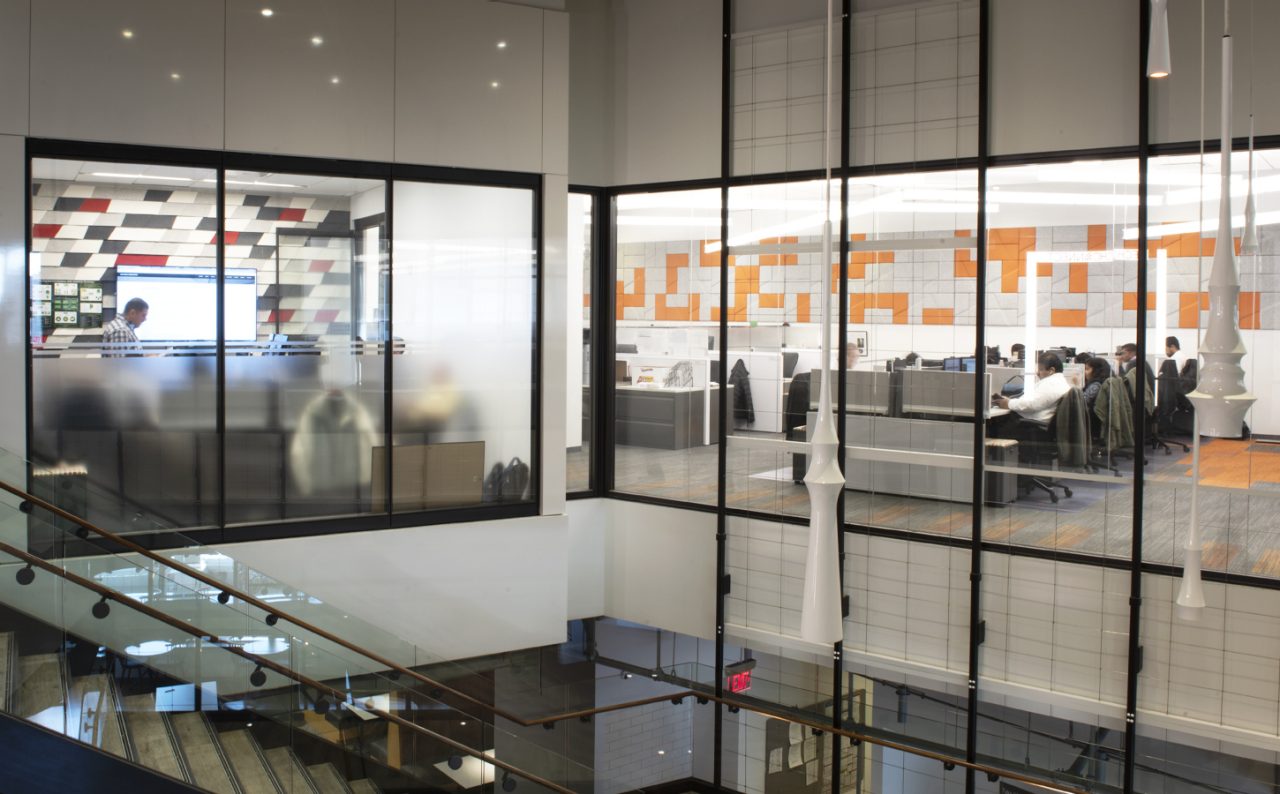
[[102, 297, 148, 357]]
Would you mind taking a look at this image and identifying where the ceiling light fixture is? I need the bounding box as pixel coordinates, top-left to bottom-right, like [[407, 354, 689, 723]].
[[311, 35, 323, 46], [1148, 0, 1171, 78], [170, 73, 181, 81], [261, 7, 274, 17], [91, 172, 194, 182], [490, 80, 501, 89], [121, 29, 134, 39], [330, 76, 341, 85], [497, 40, 508, 49]]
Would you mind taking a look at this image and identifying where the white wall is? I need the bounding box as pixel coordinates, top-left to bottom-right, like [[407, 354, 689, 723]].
[[218, 513, 570, 663], [989, 0, 1138, 155], [612, 0, 722, 185], [567, 499, 606, 619], [567, 0, 615, 186], [0, 135, 23, 458]]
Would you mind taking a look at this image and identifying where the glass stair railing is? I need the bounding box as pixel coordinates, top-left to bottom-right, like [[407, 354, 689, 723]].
[[0, 446, 1109, 794]]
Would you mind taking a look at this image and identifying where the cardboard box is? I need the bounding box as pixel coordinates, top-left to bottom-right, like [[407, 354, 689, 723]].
[[371, 441, 485, 511]]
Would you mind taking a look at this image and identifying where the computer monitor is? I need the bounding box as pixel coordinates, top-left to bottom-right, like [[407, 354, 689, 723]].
[[920, 358, 944, 369], [943, 357, 962, 372], [616, 343, 638, 354], [961, 357, 977, 372]]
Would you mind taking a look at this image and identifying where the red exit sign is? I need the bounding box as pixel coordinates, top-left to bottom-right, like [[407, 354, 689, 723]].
[[725, 658, 756, 693]]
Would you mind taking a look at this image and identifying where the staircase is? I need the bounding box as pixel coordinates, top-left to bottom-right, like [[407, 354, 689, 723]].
[[1, 630, 385, 793]]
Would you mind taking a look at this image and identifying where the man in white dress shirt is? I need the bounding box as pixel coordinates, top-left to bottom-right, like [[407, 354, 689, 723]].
[[995, 352, 1070, 424]]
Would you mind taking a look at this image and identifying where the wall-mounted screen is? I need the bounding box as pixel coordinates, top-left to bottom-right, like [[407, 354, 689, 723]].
[[116, 266, 257, 342]]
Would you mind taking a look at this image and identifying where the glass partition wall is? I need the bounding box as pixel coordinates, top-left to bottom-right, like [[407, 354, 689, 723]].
[[28, 154, 539, 540]]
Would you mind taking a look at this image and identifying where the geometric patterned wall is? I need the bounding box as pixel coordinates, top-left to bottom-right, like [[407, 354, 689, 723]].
[[616, 225, 1275, 331], [31, 180, 355, 345]]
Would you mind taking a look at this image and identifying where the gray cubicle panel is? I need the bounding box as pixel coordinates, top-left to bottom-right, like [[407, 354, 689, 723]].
[[810, 369, 892, 415], [988, 366, 1025, 395], [900, 369, 992, 417]]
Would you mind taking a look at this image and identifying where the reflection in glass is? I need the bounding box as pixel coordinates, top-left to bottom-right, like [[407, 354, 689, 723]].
[[224, 171, 387, 525], [392, 181, 536, 510], [568, 192, 593, 493], [29, 159, 221, 531]]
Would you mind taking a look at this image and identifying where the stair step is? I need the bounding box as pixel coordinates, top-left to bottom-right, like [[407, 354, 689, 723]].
[[348, 780, 380, 794], [68, 674, 127, 760], [307, 763, 353, 794], [170, 712, 238, 794], [14, 653, 66, 731], [264, 746, 319, 794], [219, 729, 284, 794], [0, 632, 13, 711], [121, 694, 187, 783]]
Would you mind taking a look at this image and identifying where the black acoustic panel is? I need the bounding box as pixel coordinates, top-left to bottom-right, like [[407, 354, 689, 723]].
[[53, 197, 83, 212], [84, 225, 114, 240], [143, 189, 174, 202], [60, 252, 91, 269], [122, 213, 177, 229], [323, 209, 352, 228], [256, 206, 284, 221], [99, 240, 128, 254], [320, 272, 350, 286], [249, 244, 276, 260], [242, 194, 269, 207], [196, 217, 218, 231]]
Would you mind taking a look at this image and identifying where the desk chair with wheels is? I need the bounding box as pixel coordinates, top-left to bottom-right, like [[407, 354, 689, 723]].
[[1018, 389, 1089, 504]]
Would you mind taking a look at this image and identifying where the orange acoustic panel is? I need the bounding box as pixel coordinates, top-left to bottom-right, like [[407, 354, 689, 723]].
[[699, 242, 734, 268], [954, 248, 977, 278], [1051, 309, 1087, 327], [849, 294, 866, 324], [922, 308, 955, 325], [1178, 291, 1210, 328], [1121, 292, 1157, 311], [665, 252, 688, 293], [1241, 291, 1261, 330], [615, 268, 647, 321], [758, 293, 785, 309], [1037, 262, 1054, 277], [1087, 225, 1108, 251], [583, 293, 590, 308], [1069, 262, 1089, 293], [796, 293, 811, 323]]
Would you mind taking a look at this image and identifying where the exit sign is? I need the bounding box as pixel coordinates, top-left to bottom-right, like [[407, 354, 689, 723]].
[[725, 658, 757, 693]]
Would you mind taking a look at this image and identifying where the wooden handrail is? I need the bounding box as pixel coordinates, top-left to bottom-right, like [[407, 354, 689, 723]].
[[0, 539, 576, 794], [3, 483, 1091, 793]]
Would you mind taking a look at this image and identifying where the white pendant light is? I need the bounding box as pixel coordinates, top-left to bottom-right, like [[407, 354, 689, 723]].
[[798, 0, 843, 647], [1242, 117, 1260, 255], [1148, 0, 1172, 78]]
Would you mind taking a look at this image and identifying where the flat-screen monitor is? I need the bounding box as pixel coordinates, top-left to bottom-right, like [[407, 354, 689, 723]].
[[116, 266, 257, 342], [961, 357, 977, 372], [943, 357, 962, 372]]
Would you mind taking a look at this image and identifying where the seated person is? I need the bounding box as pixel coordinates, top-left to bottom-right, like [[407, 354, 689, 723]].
[[1115, 342, 1155, 392], [995, 352, 1070, 423], [1008, 343, 1026, 368], [1074, 351, 1094, 365], [1165, 335, 1187, 370], [1082, 357, 1111, 414]]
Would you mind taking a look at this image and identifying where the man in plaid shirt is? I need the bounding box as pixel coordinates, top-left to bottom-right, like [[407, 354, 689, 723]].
[[101, 297, 148, 357]]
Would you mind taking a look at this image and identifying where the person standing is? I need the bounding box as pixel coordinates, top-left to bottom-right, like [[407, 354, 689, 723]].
[[102, 297, 148, 357]]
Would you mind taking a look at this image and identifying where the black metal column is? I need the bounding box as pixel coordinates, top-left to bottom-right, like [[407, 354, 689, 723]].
[[713, 0, 733, 787], [964, 2, 991, 791], [1124, 1, 1151, 791]]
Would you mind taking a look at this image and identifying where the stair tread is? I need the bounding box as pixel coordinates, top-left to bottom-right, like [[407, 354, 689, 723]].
[[121, 693, 187, 783], [171, 712, 238, 794], [68, 674, 127, 760], [219, 729, 283, 794], [14, 653, 65, 726], [264, 746, 318, 794], [348, 780, 380, 794], [307, 763, 353, 794]]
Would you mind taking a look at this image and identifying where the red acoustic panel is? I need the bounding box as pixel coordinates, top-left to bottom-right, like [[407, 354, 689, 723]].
[[278, 208, 306, 222], [79, 198, 111, 213], [309, 259, 334, 273], [115, 254, 169, 266], [32, 224, 62, 238]]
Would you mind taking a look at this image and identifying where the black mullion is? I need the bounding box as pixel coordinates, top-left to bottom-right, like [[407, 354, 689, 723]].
[[216, 163, 226, 537], [965, 2, 991, 791], [832, 3, 853, 794], [602, 191, 618, 495], [383, 179, 394, 526], [1124, 1, 1150, 791], [713, 0, 731, 788], [589, 188, 611, 497], [23, 147, 33, 541], [532, 176, 544, 514]]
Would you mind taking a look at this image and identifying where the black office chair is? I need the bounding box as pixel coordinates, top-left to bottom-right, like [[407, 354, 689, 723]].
[[1018, 390, 1088, 504], [1154, 359, 1191, 453]]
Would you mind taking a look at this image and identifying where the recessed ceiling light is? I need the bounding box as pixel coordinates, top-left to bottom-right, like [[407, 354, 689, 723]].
[[311, 35, 323, 46], [121, 29, 134, 39], [497, 41, 507, 49], [657, 750, 665, 756], [170, 73, 181, 81], [490, 81, 500, 89], [260, 7, 274, 17], [330, 76, 341, 85]]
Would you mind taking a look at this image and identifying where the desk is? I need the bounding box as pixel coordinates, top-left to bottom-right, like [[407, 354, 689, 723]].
[[803, 412, 1017, 503], [616, 385, 724, 450]]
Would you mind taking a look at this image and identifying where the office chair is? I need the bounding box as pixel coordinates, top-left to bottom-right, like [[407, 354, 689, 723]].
[[1153, 359, 1191, 453], [1017, 390, 1088, 504]]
